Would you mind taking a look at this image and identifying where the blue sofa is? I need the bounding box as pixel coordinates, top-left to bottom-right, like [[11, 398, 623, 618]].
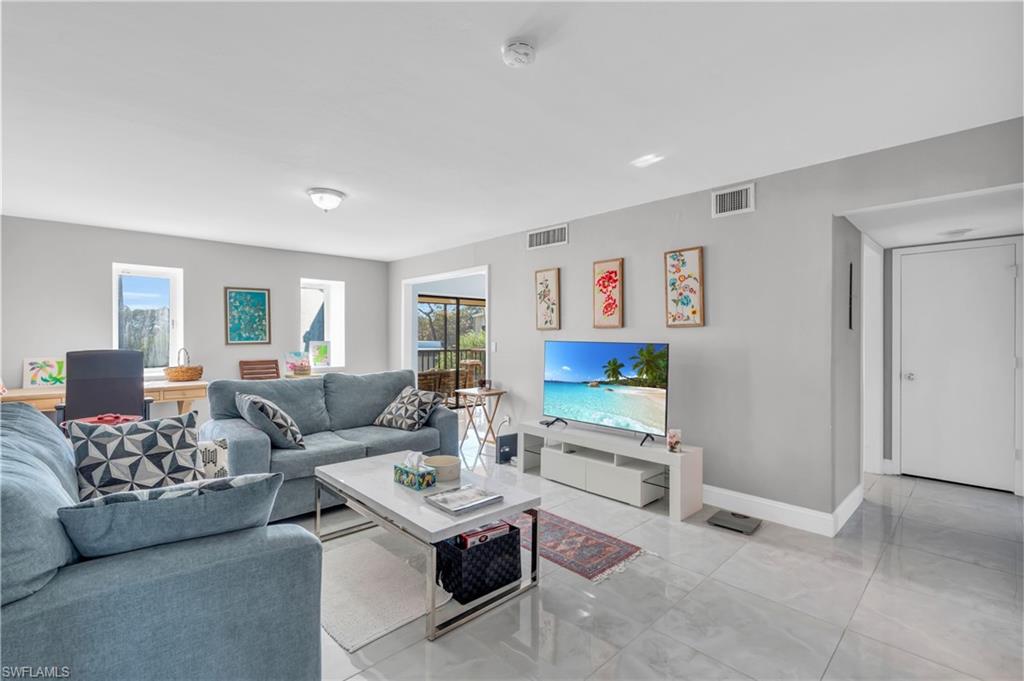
[[200, 369, 459, 521], [0, 401, 323, 681]]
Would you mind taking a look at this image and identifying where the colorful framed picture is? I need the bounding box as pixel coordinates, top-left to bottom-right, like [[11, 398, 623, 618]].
[[22, 358, 66, 387], [224, 287, 271, 344], [309, 341, 331, 367], [535, 268, 561, 330], [593, 258, 624, 328], [665, 246, 704, 327]]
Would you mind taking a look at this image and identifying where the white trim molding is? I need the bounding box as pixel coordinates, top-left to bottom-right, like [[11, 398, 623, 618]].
[[703, 484, 863, 537]]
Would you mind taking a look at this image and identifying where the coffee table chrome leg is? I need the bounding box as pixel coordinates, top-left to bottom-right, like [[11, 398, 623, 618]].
[[313, 478, 376, 542], [425, 543, 438, 639], [527, 507, 539, 584]]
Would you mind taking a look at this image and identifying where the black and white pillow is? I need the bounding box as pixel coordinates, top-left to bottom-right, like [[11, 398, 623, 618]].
[[67, 412, 203, 501], [374, 386, 444, 431], [197, 438, 229, 478], [235, 393, 305, 449]]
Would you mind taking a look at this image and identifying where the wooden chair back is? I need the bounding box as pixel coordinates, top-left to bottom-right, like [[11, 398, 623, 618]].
[[239, 360, 280, 380]]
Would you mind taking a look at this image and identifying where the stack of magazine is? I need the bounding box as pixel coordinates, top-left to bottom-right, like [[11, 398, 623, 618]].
[[425, 485, 503, 515]]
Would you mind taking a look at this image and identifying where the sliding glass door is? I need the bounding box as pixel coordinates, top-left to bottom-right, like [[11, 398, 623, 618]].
[[416, 295, 486, 407]]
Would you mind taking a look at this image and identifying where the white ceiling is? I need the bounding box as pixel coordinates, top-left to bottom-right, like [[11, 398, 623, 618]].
[[844, 184, 1023, 249], [3, 2, 1021, 261]]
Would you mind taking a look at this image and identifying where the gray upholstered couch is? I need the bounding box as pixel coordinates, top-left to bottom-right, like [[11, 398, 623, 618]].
[[0, 401, 323, 681], [200, 369, 459, 521]]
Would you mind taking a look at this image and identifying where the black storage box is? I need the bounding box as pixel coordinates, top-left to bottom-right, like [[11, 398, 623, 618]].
[[434, 524, 522, 605]]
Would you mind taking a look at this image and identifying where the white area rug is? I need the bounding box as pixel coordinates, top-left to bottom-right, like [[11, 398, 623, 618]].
[[321, 539, 451, 652]]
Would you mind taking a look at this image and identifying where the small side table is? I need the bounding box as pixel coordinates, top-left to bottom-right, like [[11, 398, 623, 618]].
[[455, 387, 507, 456]]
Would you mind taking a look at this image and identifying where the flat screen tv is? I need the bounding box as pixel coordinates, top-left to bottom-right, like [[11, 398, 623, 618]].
[[543, 340, 669, 436]]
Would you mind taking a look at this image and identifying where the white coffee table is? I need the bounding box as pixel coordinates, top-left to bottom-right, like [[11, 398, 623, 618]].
[[314, 451, 542, 640]]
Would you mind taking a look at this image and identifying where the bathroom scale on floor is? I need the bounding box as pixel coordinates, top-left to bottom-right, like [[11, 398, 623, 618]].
[[707, 510, 762, 535]]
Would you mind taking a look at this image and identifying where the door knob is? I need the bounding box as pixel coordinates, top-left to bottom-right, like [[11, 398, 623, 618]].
[[904, 372, 916, 381]]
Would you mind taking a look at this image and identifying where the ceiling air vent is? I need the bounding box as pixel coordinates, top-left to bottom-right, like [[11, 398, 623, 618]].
[[527, 223, 569, 250], [712, 182, 755, 218]]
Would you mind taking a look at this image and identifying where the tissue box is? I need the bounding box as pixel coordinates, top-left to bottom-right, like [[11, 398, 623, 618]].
[[394, 463, 437, 490]]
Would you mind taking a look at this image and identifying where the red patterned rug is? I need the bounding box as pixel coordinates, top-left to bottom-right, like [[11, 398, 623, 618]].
[[507, 510, 645, 582]]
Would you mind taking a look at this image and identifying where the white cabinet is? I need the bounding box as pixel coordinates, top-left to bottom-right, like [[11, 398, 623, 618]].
[[521, 421, 702, 519]]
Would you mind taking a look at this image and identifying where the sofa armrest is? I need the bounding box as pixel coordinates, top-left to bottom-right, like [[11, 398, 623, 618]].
[[199, 417, 272, 475], [1, 525, 321, 681], [427, 405, 459, 455]]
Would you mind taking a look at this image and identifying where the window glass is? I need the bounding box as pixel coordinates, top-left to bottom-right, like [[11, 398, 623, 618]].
[[117, 274, 172, 368]]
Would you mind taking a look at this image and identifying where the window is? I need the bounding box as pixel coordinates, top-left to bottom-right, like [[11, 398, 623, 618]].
[[112, 263, 184, 374], [300, 278, 345, 368]]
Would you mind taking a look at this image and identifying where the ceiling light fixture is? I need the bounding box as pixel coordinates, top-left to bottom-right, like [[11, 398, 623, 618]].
[[501, 40, 536, 68], [306, 187, 347, 212], [630, 154, 665, 168], [940, 227, 974, 237]]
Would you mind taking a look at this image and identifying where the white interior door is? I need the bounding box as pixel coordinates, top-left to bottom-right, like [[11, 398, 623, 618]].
[[898, 241, 1017, 490]]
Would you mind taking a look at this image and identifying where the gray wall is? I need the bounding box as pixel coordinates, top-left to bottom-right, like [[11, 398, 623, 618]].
[[1, 217, 389, 418], [831, 217, 862, 503], [388, 118, 1023, 513]]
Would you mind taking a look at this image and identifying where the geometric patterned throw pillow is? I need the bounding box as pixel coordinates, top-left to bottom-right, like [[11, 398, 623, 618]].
[[373, 386, 444, 432], [67, 412, 202, 501], [235, 393, 305, 450]]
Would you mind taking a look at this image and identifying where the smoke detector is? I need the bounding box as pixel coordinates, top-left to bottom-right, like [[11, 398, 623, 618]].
[[501, 41, 535, 68]]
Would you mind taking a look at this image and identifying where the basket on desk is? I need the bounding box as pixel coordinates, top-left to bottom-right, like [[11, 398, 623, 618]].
[[164, 348, 204, 382], [434, 524, 521, 605]]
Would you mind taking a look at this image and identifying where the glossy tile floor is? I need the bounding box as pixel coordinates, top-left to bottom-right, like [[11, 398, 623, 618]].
[[293, 442, 1023, 681]]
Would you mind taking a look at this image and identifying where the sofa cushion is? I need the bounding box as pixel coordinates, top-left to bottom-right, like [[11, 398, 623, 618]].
[[270, 431, 366, 481], [374, 386, 444, 431], [209, 377, 330, 435], [0, 402, 78, 498], [236, 393, 305, 449], [0, 404, 80, 606], [67, 412, 203, 500], [324, 370, 415, 430], [336, 425, 440, 457], [58, 473, 282, 558]]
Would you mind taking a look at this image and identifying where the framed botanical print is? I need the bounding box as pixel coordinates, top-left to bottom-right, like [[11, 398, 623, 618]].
[[664, 246, 704, 327], [535, 268, 561, 330], [224, 287, 271, 344], [593, 258, 624, 328]]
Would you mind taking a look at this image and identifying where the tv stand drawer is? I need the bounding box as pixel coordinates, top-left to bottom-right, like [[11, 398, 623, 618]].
[[539, 446, 587, 488]]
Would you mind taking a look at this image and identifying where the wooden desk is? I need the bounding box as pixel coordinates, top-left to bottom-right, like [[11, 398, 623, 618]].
[[1, 380, 209, 414]]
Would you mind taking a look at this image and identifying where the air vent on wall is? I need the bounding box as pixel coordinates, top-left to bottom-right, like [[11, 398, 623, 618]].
[[527, 223, 569, 250], [712, 182, 755, 218]]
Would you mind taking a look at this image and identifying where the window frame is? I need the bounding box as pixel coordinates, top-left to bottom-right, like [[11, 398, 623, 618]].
[[300, 278, 345, 370], [111, 262, 184, 378]]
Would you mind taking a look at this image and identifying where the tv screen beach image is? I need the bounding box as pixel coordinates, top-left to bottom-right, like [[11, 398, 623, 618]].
[[543, 341, 668, 436]]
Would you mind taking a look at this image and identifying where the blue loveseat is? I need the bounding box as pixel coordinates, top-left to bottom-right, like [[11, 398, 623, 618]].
[[200, 369, 459, 521], [0, 402, 323, 681]]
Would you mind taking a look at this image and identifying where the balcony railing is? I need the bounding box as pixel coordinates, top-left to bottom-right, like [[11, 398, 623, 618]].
[[417, 348, 486, 373]]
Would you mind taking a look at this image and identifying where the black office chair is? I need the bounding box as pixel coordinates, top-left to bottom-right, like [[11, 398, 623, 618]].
[[55, 350, 153, 425]]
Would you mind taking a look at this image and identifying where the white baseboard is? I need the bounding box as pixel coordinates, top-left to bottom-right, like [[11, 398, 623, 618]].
[[702, 483, 863, 537], [832, 484, 864, 535]]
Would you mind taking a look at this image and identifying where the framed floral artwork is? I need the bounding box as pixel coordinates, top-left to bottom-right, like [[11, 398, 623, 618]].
[[224, 287, 271, 344], [664, 246, 704, 327], [593, 258, 624, 328], [535, 268, 561, 330]]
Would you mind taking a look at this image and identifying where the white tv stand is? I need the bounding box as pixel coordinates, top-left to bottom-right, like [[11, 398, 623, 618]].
[[518, 419, 703, 522]]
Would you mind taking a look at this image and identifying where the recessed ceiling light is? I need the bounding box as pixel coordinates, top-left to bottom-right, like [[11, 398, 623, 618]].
[[630, 154, 665, 168], [306, 187, 347, 212], [940, 227, 974, 237]]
